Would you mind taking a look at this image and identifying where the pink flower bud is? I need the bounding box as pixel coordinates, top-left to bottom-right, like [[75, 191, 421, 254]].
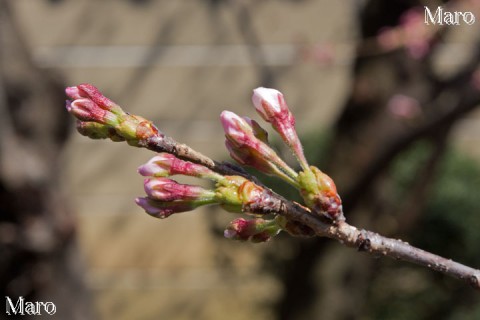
[[221, 111, 255, 148], [138, 153, 218, 179], [251, 87, 308, 170], [224, 218, 281, 243], [252, 87, 294, 127], [135, 197, 199, 219], [66, 99, 119, 126], [225, 140, 274, 174], [144, 178, 214, 202], [66, 83, 123, 115], [221, 111, 297, 181], [66, 84, 160, 145], [66, 84, 124, 125]]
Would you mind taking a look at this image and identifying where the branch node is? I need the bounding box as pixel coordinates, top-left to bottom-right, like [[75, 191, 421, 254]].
[[468, 275, 480, 289], [355, 231, 371, 252]]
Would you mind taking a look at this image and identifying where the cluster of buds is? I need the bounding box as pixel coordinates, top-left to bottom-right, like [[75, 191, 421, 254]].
[[223, 87, 344, 221], [66, 84, 160, 146], [135, 152, 286, 240], [66, 84, 344, 243]]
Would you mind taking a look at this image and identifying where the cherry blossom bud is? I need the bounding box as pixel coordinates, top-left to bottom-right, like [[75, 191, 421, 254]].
[[215, 176, 266, 213], [221, 111, 256, 148], [224, 217, 281, 242], [251, 87, 308, 170], [135, 197, 212, 219], [298, 166, 343, 221], [224, 140, 274, 175], [66, 99, 120, 126], [138, 153, 220, 180], [66, 84, 124, 125], [116, 114, 160, 146], [144, 178, 215, 202], [66, 84, 161, 146], [66, 83, 123, 115], [221, 111, 297, 182]]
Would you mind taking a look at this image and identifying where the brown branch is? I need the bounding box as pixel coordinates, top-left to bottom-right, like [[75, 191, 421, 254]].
[[138, 130, 480, 290], [332, 222, 480, 289]]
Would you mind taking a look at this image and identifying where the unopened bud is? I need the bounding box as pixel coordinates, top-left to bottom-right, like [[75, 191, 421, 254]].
[[66, 83, 124, 115], [224, 217, 281, 243], [138, 153, 220, 180], [144, 177, 215, 202], [135, 197, 208, 219], [66, 84, 125, 125], [221, 111, 297, 182], [252, 87, 308, 170], [116, 114, 160, 146], [215, 176, 258, 212], [66, 84, 161, 146], [298, 166, 343, 221]]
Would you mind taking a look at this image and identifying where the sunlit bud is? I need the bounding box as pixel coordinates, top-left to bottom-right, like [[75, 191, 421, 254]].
[[215, 176, 265, 213], [298, 166, 343, 221], [116, 114, 160, 146], [251, 87, 308, 170], [221, 111, 255, 148], [66, 83, 124, 115], [225, 140, 277, 175], [66, 99, 119, 126], [252, 87, 285, 120], [135, 197, 211, 219], [138, 153, 220, 179], [221, 111, 297, 182], [66, 84, 161, 146], [65, 84, 125, 125], [144, 177, 215, 202], [224, 217, 281, 243]]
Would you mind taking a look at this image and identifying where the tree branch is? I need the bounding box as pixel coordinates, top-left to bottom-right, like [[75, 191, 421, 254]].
[[66, 82, 480, 290], [140, 130, 480, 290]]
